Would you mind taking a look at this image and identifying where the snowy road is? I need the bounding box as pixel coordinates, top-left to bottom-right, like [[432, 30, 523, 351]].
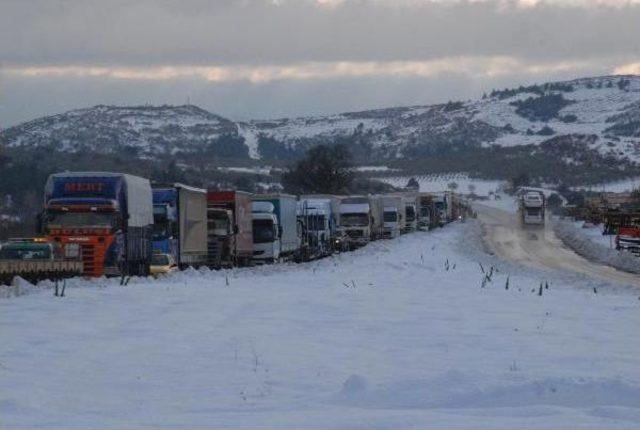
[[1, 222, 639, 429], [475, 203, 640, 288]]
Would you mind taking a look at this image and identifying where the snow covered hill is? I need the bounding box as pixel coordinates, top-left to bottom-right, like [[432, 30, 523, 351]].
[[1, 222, 639, 429], [1, 105, 241, 159], [2, 75, 639, 164]]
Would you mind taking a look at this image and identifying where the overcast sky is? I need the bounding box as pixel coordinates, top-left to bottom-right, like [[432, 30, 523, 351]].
[[1, 0, 639, 126]]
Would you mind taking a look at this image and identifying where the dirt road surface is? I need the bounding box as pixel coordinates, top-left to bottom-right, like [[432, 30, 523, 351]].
[[475, 203, 640, 287]]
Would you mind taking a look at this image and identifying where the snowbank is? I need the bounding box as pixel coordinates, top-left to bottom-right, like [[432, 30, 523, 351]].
[[553, 219, 640, 274], [1, 223, 639, 429]]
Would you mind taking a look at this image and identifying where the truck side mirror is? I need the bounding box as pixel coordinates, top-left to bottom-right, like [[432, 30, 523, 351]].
[[233, 225, 239, 234], [278, 225, 283, 238]]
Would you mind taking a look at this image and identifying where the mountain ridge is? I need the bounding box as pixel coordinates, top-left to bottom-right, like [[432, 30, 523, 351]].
[[2, 74, 640, 166]]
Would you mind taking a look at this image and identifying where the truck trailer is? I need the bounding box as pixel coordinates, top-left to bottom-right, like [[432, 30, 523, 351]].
[[43, 172, 153, 277], [206, 190, 253, 268], [152, 184, 208, 268], [252, 194, 300, 263]]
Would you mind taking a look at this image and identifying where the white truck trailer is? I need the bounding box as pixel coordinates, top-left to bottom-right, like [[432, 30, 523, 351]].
[[252, 194, 300, 263]]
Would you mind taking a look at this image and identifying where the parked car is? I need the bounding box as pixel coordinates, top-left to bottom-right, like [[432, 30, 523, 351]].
[[150, 253, 178, 276]]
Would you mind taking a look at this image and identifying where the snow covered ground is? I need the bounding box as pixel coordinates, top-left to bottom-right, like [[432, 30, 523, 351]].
[[380, 174, 505, 196], [1, 223, 639, 429], [552, 219, 640, 275], [572, 177, 640, 194]]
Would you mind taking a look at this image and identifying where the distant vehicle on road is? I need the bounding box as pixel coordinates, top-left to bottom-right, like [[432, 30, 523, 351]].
[[520, 190, 546, 226]]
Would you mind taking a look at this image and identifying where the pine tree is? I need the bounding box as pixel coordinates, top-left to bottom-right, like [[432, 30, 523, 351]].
[[282, 144, 354, 194]]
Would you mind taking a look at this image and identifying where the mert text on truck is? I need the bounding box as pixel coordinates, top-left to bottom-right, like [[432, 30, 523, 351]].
[[42, 172, 154, 277]]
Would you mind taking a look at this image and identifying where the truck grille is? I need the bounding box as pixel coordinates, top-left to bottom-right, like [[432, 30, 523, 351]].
[[346, 230, 364, 238], [207, 239, 224, 266], [80, 244, 100, 277]]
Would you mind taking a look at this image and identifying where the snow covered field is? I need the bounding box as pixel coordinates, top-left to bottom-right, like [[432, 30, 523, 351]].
[[1, 223, 640, 429], [572, 177, 640, 194], [380, 174, 504, 196]]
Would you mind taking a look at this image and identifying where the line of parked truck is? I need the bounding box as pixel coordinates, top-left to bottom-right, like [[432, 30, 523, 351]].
[[0, 171, 469, 284]]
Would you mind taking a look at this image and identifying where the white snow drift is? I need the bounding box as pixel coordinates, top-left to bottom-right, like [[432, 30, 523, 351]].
[[1, 222, 639, 429]]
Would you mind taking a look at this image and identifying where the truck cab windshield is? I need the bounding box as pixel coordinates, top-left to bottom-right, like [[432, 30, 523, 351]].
[[304, 215, 326, 231], [383, 211, 398, 222], [0, 245, 52, 260], [341, 213, 368, 227], [151, 254, 171, 266], [209, 213, 231, 235], [47, 212, 115, 228], [253, 219, 276, 243], [406, 206, 416, 221]]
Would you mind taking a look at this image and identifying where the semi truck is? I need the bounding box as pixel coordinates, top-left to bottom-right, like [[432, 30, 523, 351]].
[[42, 172, 154, 277], [379, 195, 403, 239], [417, 193, 437, 230], [300, 194, 348, 252], [339, 196, 372, 248], [152, 184, 208, 268], [298, 198, 335, 260], [520, 190, 546, 226], [402, 195, 418, 233], [252, 194, 300, 263], [433, 192, 451, 226], [206, 190, 253, 268], [0, 238, 83, 285]]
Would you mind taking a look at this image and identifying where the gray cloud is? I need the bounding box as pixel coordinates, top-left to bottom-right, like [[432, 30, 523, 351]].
[[0, 0, 638, 127], [1, 0, 640, 66], [0, 61, 611, 126]]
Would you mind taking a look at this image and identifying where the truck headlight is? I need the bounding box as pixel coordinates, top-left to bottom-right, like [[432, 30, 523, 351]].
[[65, 243, 80, 258]]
